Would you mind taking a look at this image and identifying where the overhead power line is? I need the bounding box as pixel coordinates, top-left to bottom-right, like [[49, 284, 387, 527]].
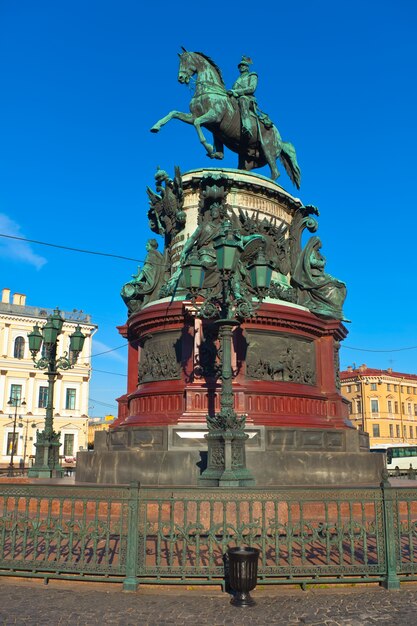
[[89, 397, 118, 408], [86, 340, 417, 362], [343, 344, 417, 353], [0, 233, 143, 263], [6, 231, 411, 357], [87, 343, 127, 359], [93, 368, 127, 377]]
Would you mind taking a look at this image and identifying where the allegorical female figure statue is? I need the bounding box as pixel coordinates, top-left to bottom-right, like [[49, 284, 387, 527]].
[[121, 239, 165, 314], [292, 236, 347, 320]]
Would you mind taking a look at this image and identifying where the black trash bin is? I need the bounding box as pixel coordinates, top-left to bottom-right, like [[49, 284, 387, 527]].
[[227, 546, 260, 607]]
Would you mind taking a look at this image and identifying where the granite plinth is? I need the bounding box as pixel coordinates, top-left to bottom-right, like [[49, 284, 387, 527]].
[[76, 425, 384, 486]]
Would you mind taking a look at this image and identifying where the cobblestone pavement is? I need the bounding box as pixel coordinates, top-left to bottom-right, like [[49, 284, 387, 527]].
[[1, 580, 417, 625]]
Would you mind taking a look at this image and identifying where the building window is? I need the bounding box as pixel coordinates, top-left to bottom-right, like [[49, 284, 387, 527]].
[[410, 426, 413, 439], [14, 336, 25, 359], [414, 404, 417, 417], [38, 386, 48, 408], [370, 382, 377, 391], [389, 424, 394, 438], [65, 388, 76, 410], [356, 400, 362, 414], [414, 388, 417, 395], [355, 384, 360, 392], [387, 384, 391, 391], [395, 401, 399, 413], [408, 386, 412, 394], [6, 432, 18, 455], [372, 424, 380, 437], [63, 433, 75, 456], [346, 385, 351, 393], [9, 384, 22, 405], [387, 400, 393, 414], [404, 425, 407, 437], [396, 425, 400, 438], [408, 403, 412, 416], [371, 399, 379, 413], [402, 402, 405, 414], [394, 385, 398, 392]]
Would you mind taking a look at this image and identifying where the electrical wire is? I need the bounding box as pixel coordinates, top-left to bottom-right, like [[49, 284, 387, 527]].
[[342, 345, 417, 353], [93, 369, 127, 377], [6, 228, 415, 357], [87, 343, 127, 359], [89, 397, 118, 408], [0, 233, 144, 263], [86, 340, 417, 361]]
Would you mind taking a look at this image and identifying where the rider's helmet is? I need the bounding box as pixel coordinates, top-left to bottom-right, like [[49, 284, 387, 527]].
[[238, 56, 253, 69]]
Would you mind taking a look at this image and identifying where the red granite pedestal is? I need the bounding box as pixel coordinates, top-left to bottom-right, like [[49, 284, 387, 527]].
[[76, 299, 383, 486]]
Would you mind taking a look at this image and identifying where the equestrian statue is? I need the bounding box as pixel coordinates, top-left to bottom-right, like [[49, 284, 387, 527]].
[[151, 50, 301, 188]]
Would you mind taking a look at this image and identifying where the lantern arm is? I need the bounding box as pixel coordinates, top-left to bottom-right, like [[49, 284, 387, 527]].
[[32, 355, 52, 370], [56, 353, 74, 370], [32, 351, 75, 372]]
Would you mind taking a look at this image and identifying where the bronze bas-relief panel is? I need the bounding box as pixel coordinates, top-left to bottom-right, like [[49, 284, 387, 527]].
[[138, 331, 182, 383], [245, 331, 316, 385]]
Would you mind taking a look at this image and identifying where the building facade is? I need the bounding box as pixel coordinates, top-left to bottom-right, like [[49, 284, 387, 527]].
[[341, 365, 417, 448], [0, 288, 97, 467], [88, 415, 116, 448]]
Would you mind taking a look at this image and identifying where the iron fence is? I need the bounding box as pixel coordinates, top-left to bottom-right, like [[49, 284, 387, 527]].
[[0, 480, 416, 590]]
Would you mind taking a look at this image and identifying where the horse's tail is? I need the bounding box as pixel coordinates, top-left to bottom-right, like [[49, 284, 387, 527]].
[[272, 127, 301, 189], [279, 141, 301, 190]]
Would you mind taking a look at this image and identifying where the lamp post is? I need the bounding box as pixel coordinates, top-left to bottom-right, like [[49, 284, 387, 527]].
[[7, 397, 26, 477], [20, 419, 43, 472], [27, 308, 86, 478], [183, 220, 273, 487]]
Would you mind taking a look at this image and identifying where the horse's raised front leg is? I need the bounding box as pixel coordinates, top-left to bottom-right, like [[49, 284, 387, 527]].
[[151, 111, 194, 133]]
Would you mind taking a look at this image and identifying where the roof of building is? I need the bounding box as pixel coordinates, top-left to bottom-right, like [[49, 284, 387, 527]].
[[341, 366, 417, 382], [0, 301, 93, 324], [0, 288, 94, 324]]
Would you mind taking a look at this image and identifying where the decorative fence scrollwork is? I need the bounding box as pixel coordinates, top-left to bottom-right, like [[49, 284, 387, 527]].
[[0, 482, 417, 589]]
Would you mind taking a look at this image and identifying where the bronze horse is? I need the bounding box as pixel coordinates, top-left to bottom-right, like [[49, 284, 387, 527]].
[[151, 50, 301, 188]]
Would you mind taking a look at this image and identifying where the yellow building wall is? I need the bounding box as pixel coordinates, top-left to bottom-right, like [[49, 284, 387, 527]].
[[341, 372, 417, 448]]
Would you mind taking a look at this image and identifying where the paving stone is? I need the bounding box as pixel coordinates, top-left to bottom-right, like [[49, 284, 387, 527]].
[[1, 581, 417, 625]]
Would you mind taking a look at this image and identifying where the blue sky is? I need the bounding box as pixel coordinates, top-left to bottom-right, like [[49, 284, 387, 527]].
[[1, 1, 416, 416]]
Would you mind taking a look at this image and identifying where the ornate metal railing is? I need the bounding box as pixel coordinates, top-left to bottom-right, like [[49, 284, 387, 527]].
[[0, 483, 129, 583], [0, 481, 416, 589]]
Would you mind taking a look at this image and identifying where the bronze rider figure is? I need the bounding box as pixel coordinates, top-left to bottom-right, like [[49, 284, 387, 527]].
[[227, 56, 272, 138]]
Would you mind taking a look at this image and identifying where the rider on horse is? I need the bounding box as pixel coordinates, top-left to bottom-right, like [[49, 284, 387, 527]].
[[151, 50, 301, 187], [227, 56, 272, 138]]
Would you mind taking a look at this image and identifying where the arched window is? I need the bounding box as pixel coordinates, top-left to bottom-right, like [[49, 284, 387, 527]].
[[14, 336, 25, 359]]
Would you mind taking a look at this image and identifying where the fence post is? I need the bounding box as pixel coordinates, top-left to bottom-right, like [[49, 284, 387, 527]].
[[123, 481, 140, 592], [381, 473, 400, 590]]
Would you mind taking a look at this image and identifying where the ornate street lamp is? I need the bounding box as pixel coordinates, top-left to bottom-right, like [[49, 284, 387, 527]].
[[182, 253, 206, 292], [20, 418, 42, 472], [7, 397, 26, 477], [183, 219, 274, 487], [27, 309, 86, 478]]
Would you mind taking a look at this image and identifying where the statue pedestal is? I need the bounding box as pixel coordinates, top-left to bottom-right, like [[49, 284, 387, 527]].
[[76, 168, 382, 487], [76, 300, 383, 486]]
